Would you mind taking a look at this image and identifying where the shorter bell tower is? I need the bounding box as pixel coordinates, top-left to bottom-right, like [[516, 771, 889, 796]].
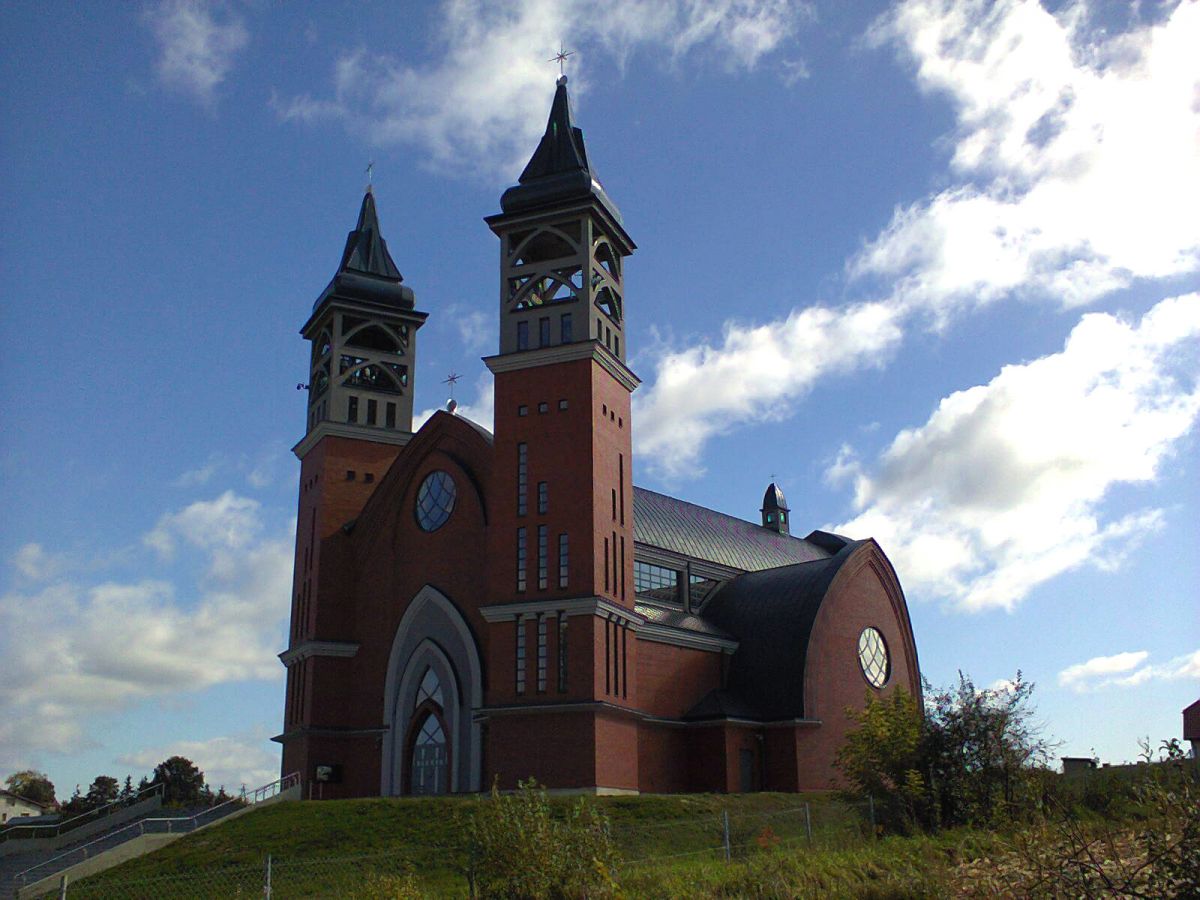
[[280, 189, 427, 795]]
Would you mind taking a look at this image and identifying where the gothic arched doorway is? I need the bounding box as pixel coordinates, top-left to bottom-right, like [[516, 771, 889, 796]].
[[382, 585, 483, 796]]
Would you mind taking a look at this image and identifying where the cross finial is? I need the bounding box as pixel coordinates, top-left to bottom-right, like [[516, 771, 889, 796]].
[[769, 473, 778, 483], [549, 43, 575, 76], [365, 160, 374, 192]]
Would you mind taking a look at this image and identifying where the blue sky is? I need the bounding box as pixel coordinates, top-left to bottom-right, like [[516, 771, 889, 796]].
[[2, 0, 1197, 797]]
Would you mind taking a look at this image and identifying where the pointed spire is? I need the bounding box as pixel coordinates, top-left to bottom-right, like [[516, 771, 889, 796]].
[[339, 190, 403, 280], [313, 190, 415, 311], [500, 76, 622, 222]]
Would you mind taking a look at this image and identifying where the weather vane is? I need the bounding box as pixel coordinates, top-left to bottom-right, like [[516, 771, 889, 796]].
[[365, 160, 374, 191], [549, 43, 575, 76]]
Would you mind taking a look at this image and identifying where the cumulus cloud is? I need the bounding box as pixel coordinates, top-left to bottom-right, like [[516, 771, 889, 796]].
[[119, 732, 279, 792], [12, 543, 70, 582], [634, 301, 904, 479], [144, 0, 249, 107], [0, 493, 293, 769], [853, 0, 1200, 321], [1059, 648, 1200, 692], [275, 0, 810, 176], [144, 490, 264, 559], [833, 294, 1200, 611]]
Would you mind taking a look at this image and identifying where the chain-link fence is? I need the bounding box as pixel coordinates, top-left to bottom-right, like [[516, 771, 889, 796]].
[[34, 798, 877, 898]]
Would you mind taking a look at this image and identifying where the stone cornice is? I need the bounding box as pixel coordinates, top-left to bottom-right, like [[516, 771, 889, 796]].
[[278, 640, 362, 667], [292, 422, 413, 460], [483, 340, 641, 393], [636, 622, 739, 654], [479, 596, 642, 628]]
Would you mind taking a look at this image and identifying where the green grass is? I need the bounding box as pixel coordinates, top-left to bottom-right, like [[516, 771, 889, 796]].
[[63, 792, 973, 898]]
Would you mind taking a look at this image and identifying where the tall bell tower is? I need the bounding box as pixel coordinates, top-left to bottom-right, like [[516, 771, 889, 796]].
[[480, 76, 642, 792], [279, 189, 427, 793]]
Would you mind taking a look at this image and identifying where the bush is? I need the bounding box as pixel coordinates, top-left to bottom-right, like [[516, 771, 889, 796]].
[[462, 779, 621, 899]]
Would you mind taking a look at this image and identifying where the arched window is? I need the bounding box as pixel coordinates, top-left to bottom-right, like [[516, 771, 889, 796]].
[[410, 711, 448, 795]]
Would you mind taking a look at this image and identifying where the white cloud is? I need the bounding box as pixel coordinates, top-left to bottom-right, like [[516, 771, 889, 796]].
[[1059, 648, 1200, 692], [0, 494, 293, 770], [451, 308, 495, 354], [633, 301, 904, 479], [833, 294, 1200, 611], [119, 732, 279, 793], [144, 490, 264, 559], [276, 0, 810, 176], [853, 0, 1200, 321], [12, 543, 70, 582], [144, 0, 249, 107]]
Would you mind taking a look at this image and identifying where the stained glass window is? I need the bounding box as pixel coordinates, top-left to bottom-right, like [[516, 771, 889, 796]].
[[858, 627, 890, 688], [415, 471, 456, 532], [416, 667, 444, 708]]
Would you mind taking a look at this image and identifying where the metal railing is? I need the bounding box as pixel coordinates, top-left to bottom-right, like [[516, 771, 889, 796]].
[[0, 784, 164, 845], [13, 773, 300, 890]]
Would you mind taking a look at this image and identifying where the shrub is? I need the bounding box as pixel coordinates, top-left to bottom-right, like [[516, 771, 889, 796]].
[[462, 779, 621, 899]]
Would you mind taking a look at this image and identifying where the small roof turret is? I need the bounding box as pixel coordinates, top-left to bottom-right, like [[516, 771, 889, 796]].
[[499, 76, 622, 223], [761, 482, 790, 536], [313, 189, 415, 312]]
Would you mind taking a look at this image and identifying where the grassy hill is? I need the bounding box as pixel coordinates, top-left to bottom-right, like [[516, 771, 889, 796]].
[[64, 791, 934, 898]]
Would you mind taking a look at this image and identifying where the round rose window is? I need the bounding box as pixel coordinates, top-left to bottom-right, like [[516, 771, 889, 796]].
[[857, 627, 890, 688], [415, 471, 456, 532]]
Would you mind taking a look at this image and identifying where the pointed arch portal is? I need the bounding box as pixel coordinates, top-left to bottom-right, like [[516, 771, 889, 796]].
[[382, 585, 483, 795]]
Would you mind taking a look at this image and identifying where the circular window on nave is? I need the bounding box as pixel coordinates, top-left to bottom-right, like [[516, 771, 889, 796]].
[[857, 626, 890, 688], [415, 470, 456, 532]]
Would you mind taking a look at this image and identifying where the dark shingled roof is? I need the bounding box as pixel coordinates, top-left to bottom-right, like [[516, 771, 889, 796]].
[[499, 76, 623, 224], [313, 190, 415, 312], [632, 487, 831, 572], [683, 689, 762, 722], [700, 541, 864, 720], [635, 604, 733, 640]]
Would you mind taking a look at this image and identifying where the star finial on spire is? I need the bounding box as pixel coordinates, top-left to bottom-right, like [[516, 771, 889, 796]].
[[365, 159, 375, 192], [442, 372, 461, 397], [549, 43, 575, 77]]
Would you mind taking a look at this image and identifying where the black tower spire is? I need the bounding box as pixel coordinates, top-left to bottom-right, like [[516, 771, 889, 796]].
[[761, 482, 790, 535]]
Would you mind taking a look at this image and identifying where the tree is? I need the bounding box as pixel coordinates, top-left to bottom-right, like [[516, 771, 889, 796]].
[[85, 775, 120, 808], [835, 688, 926, 832], [119, 775, 134, 803], [151, 756, 207, 806], [4, 770, 56, 807], [923, 671, 1054, 827]]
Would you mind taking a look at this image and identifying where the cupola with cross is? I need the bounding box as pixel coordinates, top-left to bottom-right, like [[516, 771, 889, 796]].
[[486, 75, 634, 361], [298, 188, 428, 448], [761, 482, 791, 535]]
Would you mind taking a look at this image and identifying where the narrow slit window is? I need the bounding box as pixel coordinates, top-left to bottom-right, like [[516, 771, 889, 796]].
[[385, 402, 396, 429], [604, 620, 611, 694], [538, 481, 548, 515], [557, 614, 568, 692], [604, 537, 610, 591], [561, 313, 573, 343], [537, 525, 548, 590], [516, 527, 527, 592], [348, 396, 359, 423], [517, 443, 528, 516], [539, 317, 550, 348], [614, 335, 620, 356], [366, 398, 377, 425], [537, 614, 547, 692], [517, 320, 529, 350], [515, 619, 526, 695], [558, 533, 568, 588]]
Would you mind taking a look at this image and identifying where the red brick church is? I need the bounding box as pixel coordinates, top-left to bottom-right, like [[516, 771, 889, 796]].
[[276, 77, 921, 798]]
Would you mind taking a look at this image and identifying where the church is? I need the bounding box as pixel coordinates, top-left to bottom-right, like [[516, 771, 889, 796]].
[[275, 77, 921, 798]]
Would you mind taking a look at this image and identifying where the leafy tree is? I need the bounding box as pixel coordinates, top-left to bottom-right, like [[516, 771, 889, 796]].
[[85, 775, 120, 808], [835, 688, 926, 832], [119, 775, 134, 803], [923, 671, 1054, 827], [151, 756, 207, 806], [4, 770, 56, 807], [61, 785, 89, 816]]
